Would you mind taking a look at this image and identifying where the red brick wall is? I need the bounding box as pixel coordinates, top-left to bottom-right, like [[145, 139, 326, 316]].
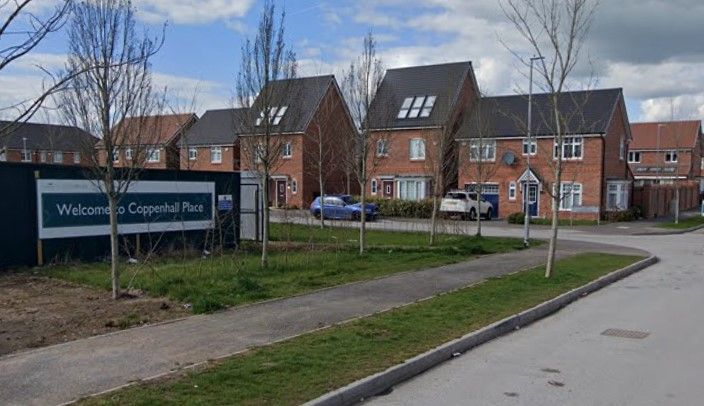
[[180, 143, 240, 171], [4, 149, 91, 166], [458, 136, 606, 220], [99, 143, 179, 170]]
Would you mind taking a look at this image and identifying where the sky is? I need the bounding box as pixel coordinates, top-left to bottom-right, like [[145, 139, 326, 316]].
[[3, 0, 704, 123]]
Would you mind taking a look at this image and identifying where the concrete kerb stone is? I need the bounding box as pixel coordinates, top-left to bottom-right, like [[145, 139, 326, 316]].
[[631, 222, 704, 236], [305, 255, 659, 406]]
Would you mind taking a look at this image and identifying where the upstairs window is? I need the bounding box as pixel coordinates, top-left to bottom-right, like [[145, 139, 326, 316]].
[[409, 138, 426, 160], [469, 139, 496, 161], [125, 148, 133, 161], [40, 151, 48, 163], [74, 151, 81, 164], [188, 147, 198, 161], [522, 138, 537, 155], [665, 150, 678, 163], [397, 96, 437, 119], [554, 137, 583, 160], [53, 151, 63, 164], [21, 150, 32, 162], [256, 106, 288, 126], [112, 150, 119, 163], [146, 148, 160, 163], [282, 142, 292, 158], [628, 151, 641, 163], [376, 139, 389, 157], [210, 146, 222, 163]]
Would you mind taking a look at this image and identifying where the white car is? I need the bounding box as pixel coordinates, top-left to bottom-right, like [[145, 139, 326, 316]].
[[439, 190, 494, 220]]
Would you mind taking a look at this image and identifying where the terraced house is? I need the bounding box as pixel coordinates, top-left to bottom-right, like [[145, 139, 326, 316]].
[[457, 88, 633, 220], [239, 75, 356, 209], [178, 108, 247, 171], [364, 61, 479, 201], [0, 121, 97, 165]]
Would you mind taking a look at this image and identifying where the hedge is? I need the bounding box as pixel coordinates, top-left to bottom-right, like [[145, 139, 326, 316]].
[[361, 196, 435, 219]]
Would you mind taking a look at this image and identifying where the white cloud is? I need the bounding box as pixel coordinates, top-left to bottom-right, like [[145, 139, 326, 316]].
[[152, 72, 231, 114], [135, 0, 254, 25]]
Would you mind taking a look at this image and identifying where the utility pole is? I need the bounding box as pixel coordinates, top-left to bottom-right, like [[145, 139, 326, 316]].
[[524, 56, 544, 247]]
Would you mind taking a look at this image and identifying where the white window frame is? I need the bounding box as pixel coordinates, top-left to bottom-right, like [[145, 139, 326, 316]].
[[40, 151, 48, 163], [146, 148, 160, 163], [376, 139, 389, 157], [397, 96, 437, 119], [606, 181, 629, 211], [272, 106, 288, 125], [628, 151, 641, 163], [188, 147, 198, 161], [112, 149, 119, 163], [409, 138, 426, 161], [558, 182, 583, 211], [469, 139, 496, 161], [282, 142, 292, 158], [53, 151, 63, 164], [419, 96, 436, 118], [665, 150, 678, 163], [522, 138, 537, 156], [397, 179, 427, 201], [125, 147, 132, 161], [73, 151, 81, 164], [21, 150, 32, 162], [553, 136, 583, 160], [371, 178, 378, 195], [210, 146, 222, 164], [508, 182, 517, 201]]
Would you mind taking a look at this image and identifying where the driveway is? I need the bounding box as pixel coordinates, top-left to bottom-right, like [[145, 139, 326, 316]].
[[369, 228, 704, 406]]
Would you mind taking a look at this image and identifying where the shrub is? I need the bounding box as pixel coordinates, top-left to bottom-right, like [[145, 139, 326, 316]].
[[362, 196, 434, 219], [601, 206, 641, 222], [507, 212, 525, 224]]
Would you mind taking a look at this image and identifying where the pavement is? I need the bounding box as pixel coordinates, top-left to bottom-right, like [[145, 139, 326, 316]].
[[0, 235, 641, 405], [368, 228, 704, 406]]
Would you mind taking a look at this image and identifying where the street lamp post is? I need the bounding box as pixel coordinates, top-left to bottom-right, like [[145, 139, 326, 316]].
[[524, 56, 544, 248]]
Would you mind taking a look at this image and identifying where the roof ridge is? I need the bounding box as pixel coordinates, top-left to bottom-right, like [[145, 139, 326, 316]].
[[386, 60, 472, 72], [485, 88, 622, 100]]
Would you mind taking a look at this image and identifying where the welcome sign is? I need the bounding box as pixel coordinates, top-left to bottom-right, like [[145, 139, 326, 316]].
[[37, 179, 215, 239]]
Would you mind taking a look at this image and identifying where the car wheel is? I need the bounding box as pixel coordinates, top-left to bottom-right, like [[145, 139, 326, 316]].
[[469, 209, 477, 221], [313, 210, 321, 219], [352, 212, 361, 221], [485, 209, 492, 220]]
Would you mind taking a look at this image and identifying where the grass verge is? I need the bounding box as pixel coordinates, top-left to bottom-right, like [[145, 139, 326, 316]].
[[42, 227, 528, 313], [81, 253, 643, 406], [656, 216, 704, 230]]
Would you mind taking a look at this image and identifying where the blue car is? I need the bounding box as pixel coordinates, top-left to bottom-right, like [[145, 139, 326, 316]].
[[309, 195, 379, 221]]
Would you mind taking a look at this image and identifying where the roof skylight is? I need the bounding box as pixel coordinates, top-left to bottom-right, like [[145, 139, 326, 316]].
[[397, 96, 436, 119], [255, 106, 288, 126]]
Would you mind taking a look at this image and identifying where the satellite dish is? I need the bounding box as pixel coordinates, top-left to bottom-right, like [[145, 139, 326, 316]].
[[502, 152, 516, 166]]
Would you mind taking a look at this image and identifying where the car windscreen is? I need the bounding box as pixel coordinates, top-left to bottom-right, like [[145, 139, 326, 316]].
[[340, 196, 357, 205], [445, 192, 466, 199]]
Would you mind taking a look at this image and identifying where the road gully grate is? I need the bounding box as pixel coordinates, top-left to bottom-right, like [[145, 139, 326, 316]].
[[601, 328, 650, 339]]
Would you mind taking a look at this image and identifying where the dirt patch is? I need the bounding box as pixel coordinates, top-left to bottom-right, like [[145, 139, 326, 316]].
[[0, 274, 189, 356]]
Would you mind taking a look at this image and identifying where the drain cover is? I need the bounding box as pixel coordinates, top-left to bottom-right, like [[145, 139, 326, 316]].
[[601, 328, 649, 339]]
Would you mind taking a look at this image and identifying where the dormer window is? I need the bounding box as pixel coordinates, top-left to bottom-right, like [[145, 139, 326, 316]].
[[397, 96, 436, 119], [255, 106, 288, 126]]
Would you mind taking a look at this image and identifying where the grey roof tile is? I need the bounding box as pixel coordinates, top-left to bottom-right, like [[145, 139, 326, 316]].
[[178, 108, 247, 147], [0, 121, 98, 151]]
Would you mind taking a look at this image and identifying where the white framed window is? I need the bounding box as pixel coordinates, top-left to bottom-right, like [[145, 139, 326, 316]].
[[125, 147, 132, 161], [619, 136, 625, 160], [146, 148, 160, 163], [376, 139, 389, 157], [553, 137, 583, 160], [397, 97, 414, 119], [559, 182, 582, 211], [469, 139, 496, 161], [665, 150, 678, 163], [397, 95, 437, 119], [397, 179, 427, 201], [188, 147, 198, 161], [291, 179, 298, 194], [21, 150, 32, 162], [522, 138, 537, 155], [112, 149, 119, 163], [254, 143, 265, 163], [210, 146, 222, 163], [628, 151, 641, 163], [40, 151, 48, 163], [53, 151, 63, 163], [371, 179, 378, 195], [508, 182, 517, 200], [700, 157, 704, 170], [607, 182, 629, 211], [407, 96, 425, 119], [409, 138, 426, 160], [282, 142, 292, 158], [73, 151, 81, 164]]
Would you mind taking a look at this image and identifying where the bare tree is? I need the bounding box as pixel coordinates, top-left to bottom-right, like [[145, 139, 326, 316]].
[[341, 32, 386, 255], [236, 0, 296, 268], [502, 0, 598, 277], [59, 0, 163, 299], [0, 0, 72, 129]]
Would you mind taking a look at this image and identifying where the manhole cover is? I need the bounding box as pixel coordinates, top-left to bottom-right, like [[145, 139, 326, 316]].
[[601, 328, 649, 339]]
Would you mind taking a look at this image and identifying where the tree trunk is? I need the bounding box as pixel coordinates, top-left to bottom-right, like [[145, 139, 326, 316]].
[[674, 186, 680, 224], [107, 191, 120, 299], [261, 175, 269, 268], [429, 194, 438, 246], [476, 183, 483, 237], [359, 184, 366, 255], [318, 164, 325, 229], [545, 193, 560, 278]]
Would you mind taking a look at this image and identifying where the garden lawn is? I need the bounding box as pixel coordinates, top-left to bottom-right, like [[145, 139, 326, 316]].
[[43, 228, 528, 313], [656, 215, 704, 230], [81, 253, 644, 406]]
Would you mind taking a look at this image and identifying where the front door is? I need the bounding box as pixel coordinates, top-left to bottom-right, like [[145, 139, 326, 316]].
[[276, 180, 287, 207], [523, 182, 539, 217], [382, 180, 394, 198]]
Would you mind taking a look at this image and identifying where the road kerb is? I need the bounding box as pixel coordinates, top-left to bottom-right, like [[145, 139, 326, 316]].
[[305, 255, 658, 406]]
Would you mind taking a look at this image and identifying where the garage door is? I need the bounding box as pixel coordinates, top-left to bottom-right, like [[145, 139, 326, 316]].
[[464, 183, 500, 218]]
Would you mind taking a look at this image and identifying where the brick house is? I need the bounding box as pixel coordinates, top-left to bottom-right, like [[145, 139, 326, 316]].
[[457, 88, 633, 220], [629, 120, 703, 186], [0, 121, 97, 165], [238, 75, 356, 209], [178, 108, 247, 171], [100, 113, 197, 170], [364, 61, 479, 200]]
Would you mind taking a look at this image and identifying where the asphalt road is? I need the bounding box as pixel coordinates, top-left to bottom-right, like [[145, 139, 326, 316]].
[[369, 228, 704, 406]]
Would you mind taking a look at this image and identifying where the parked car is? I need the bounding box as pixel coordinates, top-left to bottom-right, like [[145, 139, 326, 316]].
[[439, 190, 493, 220], [310, 195, 379, 221]]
